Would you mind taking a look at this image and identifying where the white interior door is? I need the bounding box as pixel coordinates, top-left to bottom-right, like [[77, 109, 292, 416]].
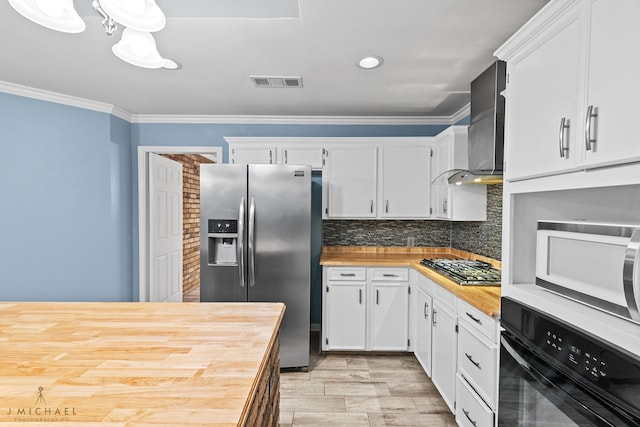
[[149, 153, 183, 302]]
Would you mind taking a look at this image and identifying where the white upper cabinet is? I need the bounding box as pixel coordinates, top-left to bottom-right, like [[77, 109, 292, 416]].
[[431, 127, 487, 221], [280, 146, 324, 169], [231, 146, 277, 164], [380, 145, 431, 219], [497, 0, 640, 181], [323, 146, 378, 218], [580, 0, 640, 169]]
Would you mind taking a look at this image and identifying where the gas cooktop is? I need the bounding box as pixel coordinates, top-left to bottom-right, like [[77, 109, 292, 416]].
[[420, 258, 501, 286]]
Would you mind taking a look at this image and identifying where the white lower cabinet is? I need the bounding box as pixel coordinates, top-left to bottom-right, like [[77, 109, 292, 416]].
[[431, 293, 458, 413], [322, 267, 409, 351], [456, 373, 494, 427], [414, 283, 433, 376]]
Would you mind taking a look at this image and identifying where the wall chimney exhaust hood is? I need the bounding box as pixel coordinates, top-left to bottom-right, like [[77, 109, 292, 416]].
[[448, 60, 506, 185]]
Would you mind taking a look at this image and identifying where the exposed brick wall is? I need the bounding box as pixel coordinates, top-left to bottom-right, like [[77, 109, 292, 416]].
[[161, 154, 214, 297]]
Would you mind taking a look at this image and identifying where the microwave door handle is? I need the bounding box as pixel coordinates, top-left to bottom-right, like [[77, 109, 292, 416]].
[[623, 228, 640, 321]]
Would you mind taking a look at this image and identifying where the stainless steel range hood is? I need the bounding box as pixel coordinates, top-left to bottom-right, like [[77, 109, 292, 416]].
[[448, 60, 506, 185]]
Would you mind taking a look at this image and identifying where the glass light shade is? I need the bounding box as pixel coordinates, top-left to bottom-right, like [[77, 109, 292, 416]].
[[99, 0, 166, 32], [112, 28, 163, 69], [8, 0, 85, 33]]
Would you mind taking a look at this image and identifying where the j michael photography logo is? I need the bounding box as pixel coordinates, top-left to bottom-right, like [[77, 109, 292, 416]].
[[5, 386, 78, 422]]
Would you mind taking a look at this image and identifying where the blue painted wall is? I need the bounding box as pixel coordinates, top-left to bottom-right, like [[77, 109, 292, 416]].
[[1, 91, 454, 302], [0, 93, 132, 301]]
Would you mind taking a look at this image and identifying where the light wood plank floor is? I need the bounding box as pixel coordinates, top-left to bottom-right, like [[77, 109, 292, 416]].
[[280, 334, 456, 426], [184, 289, 455, 426]]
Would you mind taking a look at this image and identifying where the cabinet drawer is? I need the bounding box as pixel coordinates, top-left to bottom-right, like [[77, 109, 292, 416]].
[[370, 268, 409, 282], [457, 323, 497, 409], [432, 282, 457, 311], [414, 271, 433, 295], [326, 267, 366, 281], [455, 374, 494, 427], [458, 299, 498, 342]]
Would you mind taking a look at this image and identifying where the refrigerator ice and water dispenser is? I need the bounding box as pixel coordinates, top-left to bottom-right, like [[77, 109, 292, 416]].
[[207, 219, 238, 265]]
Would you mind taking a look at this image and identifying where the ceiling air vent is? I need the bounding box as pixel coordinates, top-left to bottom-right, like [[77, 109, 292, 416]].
[[250, 76, 303, 88]]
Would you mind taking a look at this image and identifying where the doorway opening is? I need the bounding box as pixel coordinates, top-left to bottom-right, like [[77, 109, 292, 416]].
[[138, 146, 222, 302]]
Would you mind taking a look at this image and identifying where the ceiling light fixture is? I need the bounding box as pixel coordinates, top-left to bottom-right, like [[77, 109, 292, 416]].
[[8, 0, 177, 70], [358, 56, 384, 69], [8, 0, 86, 33]]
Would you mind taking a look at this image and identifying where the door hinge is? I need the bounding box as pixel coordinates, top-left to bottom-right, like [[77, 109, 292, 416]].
[[430, 149, 433, 157], [326, 285, 329, 293], [325, 337, 328, 345], [455, 324, 459, 333], [430, 207, 433, 215], [325, 207, 328, 214], [506, 72, 510, 84], [454, 401, 456, 410], [408, 339, 411, 347], [408, 286, 411, 295]]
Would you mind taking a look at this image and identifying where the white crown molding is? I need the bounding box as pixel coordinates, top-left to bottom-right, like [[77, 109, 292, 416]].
[[0, 80, 467, 126], [0, 80, 132, 122], [450, 103, 470, 124], [129, 114, 456, 126]]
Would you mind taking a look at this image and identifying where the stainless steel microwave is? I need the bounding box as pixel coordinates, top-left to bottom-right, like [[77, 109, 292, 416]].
[[536, 220, 640, 323]]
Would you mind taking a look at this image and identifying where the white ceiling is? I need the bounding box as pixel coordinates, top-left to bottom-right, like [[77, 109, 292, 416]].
[[0, 0, 549, 119]]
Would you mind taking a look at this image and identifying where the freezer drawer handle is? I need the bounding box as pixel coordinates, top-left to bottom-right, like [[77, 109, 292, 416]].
[[248, 197, 256, 287], [237, 197, 246, 287]]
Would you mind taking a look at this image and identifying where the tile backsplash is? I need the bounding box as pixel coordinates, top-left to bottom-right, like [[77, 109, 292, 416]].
[[322, 184, 503, 260]]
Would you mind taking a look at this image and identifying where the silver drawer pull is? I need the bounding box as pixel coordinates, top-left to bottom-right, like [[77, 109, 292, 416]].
[[359, 289, 362, 304], [340, 273, 356, 277], [466, 312, 482, 325], [465, 352, 481, 369], [463, 409, 477, 427], [382, 274, 399, 277]]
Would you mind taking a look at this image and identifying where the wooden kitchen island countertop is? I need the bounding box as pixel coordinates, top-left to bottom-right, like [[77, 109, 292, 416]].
[[321, 246, 501, 317], [0, 302, 284, 426]]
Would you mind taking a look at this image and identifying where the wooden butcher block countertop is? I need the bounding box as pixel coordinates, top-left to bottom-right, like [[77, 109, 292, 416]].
[[0, 302, 284, 426], [321, 246, 501, 317]]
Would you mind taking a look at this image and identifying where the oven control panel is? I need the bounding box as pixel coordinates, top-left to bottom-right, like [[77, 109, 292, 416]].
[[543, 330, 609, 380]]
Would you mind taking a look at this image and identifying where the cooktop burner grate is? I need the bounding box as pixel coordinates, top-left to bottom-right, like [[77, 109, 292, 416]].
[[420, 258, 501, 286]]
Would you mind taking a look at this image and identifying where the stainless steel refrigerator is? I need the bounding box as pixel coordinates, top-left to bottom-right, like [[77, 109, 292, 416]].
[[200, 164, 311, 368]]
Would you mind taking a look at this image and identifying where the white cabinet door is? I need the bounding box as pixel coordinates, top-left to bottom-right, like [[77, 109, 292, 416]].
[[231, 147, 276, 164], [380, 146, 431, 218], [281, 146, 324, 169], [323, 146, 377, 218], [581, 0, 640, 169], [415, 286, 433, 376], [504, 3, 585, 181], [370, 283, 409, 351], [325, 282, 366, 350], [431, 299, 458, 412]]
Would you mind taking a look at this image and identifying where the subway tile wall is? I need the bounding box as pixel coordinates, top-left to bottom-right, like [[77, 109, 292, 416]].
[[322, 184, 503, 260]]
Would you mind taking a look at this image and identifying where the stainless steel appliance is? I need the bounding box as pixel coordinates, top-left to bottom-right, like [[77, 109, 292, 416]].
[[200, 164, 311, 368], [420, 258, 501, 286], [499, 297, 640, 426], [536, 220, 640, 324]]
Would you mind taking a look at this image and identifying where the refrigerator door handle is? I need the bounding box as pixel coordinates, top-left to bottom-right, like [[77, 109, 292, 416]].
[[248, 197, 256, 287], [237, 197, 246, 287]]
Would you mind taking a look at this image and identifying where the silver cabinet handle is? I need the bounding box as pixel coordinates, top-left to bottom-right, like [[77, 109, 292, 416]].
[[559, 117, 569, 158], [424, 302, 428, 319], [443, 199, 448, 214], [376, 289, 380, 305], [359, 288, 362, 304], [466, 312, 482, 325], [385, 199, 389, 213], [462, 409, 477, 427], [284, 149, 288, 164], [623, 228, 640, 321], [340, 273, 356, 277], [370, 200, 374, 214], [432, 309, 437, 326], [248, 197, 256, 287], [269, 150, 273, 164], [465, 352, 481, 369], [383, 273, 398, 277], [585, 105, 597, 151], [237, 197, 246, 287]]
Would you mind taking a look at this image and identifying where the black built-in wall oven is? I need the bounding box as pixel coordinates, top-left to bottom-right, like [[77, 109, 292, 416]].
[[499, 298, 640, 426]]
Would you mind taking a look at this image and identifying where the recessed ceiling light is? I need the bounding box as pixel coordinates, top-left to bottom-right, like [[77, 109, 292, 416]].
[[358, 56, 383, 69]]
